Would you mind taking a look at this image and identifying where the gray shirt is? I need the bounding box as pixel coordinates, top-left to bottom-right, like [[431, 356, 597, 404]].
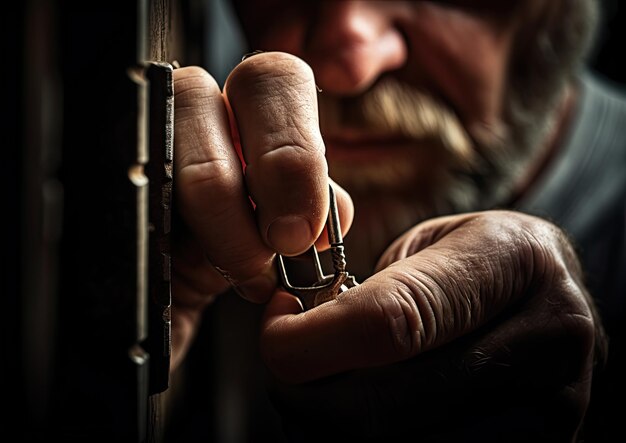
[[515, 70, 626, 440], [516, 70, 626, 328]]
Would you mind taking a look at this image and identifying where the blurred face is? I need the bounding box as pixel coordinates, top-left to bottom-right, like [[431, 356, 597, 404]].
[[233, 0, 598, 276]]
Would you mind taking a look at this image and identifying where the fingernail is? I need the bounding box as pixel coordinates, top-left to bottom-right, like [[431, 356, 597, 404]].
[[235, 272, 276, 303], [267, 215, 313, 256]]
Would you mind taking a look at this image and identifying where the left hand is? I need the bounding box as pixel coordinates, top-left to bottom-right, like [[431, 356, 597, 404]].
[[260, 210, 606, 441]]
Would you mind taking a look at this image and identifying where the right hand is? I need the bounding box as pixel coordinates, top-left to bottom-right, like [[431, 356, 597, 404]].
[[169, 53, 354, 369]]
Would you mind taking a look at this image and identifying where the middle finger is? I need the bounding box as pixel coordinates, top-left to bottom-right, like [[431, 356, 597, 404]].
[[224, 51, 330, 257]]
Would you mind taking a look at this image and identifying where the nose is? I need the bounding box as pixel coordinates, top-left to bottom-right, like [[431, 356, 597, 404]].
[[304, 1, 407, 95]]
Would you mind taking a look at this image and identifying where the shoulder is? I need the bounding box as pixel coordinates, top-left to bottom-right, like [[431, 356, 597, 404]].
[[516, 67, 626, 260], [576, 69, 626, 121]]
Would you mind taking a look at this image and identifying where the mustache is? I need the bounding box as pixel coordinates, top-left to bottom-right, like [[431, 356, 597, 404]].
[[317, 77, 478, 168]]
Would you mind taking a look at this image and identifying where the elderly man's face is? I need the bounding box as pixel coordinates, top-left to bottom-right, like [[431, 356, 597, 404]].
[[233, 0, 597, 276]]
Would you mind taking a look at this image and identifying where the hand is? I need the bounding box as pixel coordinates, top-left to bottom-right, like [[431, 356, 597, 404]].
[[260, 210, 606, 441], [170, 53, 354, 369]]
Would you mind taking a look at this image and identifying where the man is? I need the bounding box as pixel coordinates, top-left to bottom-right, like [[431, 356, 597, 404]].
[[170, 0, 624, 440]]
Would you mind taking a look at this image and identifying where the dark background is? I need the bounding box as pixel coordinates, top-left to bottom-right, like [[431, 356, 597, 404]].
[[3, 0, 625, 441], [589, 0, 626, 86]]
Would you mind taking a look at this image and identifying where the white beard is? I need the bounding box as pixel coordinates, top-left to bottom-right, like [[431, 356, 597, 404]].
[[315, 0, 599, 279], [319, 79, 566, 280]]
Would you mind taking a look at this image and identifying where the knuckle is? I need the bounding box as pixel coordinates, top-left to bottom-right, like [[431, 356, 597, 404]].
[[225, 53, 318, 131], [173, 67, 221, 108], [483, 211, 599, 367], [256, 144, 327, 181], [177, 159, 240, 207], [547, 282, 597, 362], [228, 51, 314, 90], [218, 243, 272, 276], [470, 210, 570, 287], [175, 163, 240, 214], [359, 280, 422, 361]]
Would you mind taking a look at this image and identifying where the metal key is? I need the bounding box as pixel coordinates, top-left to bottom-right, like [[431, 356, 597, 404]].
[[277, 184, 359, 310]]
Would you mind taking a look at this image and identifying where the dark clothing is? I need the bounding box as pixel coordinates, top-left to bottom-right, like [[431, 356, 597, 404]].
[[516, 70, 626, 441]]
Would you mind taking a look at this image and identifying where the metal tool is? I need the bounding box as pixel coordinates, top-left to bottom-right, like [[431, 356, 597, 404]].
[[277, 184, 359, 310]]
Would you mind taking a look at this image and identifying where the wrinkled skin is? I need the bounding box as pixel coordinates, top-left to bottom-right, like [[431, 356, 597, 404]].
[[171, 57, 354, 367], [171, 1, 605, 440], [262, 211, 597, 441]]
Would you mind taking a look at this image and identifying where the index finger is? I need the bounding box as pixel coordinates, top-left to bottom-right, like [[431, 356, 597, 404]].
[[173, 66, 278, 303], [259, 212, 591, 383], [224, 52, 329, 257]]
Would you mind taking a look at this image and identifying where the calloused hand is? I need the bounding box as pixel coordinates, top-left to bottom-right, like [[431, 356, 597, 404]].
[[170, 53, 354, 369], [260, 211, 606, 441]]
